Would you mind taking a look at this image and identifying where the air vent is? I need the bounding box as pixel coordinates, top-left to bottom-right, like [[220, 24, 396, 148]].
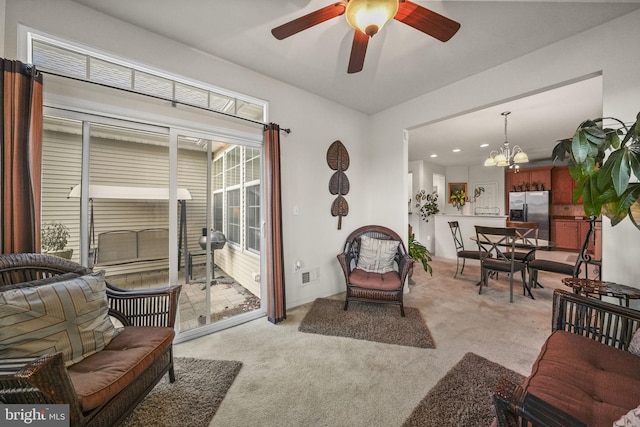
[[301, 268, 319, 286]]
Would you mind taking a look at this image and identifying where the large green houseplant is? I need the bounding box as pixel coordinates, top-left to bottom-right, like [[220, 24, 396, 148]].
[[408, 232, 432, 276], [552, 111, 640, 229]]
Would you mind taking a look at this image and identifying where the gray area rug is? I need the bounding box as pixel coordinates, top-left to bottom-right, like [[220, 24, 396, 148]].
[[121, 357, 242, 427], [298, 298, 435, 348], [403, 352, 525, 427]]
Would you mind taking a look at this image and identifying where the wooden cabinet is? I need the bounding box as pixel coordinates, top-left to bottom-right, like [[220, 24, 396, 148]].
[[529, 169, 552, 191], [506, 166, 552, 192], [552, 219, 580, 250], [551, 166, 582, 204]]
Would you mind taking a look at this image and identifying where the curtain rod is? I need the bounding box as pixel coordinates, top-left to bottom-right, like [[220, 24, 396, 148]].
[[40, 70, 291, 134]]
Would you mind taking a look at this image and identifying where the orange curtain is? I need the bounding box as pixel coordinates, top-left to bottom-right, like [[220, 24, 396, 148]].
[[264, 123, 286, 323], [1, 59, 43, 254]]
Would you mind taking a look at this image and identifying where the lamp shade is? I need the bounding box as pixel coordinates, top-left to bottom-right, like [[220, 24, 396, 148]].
[[345, 0, 399, 36], [513, 151, 529, 163], [484, 157, 496, 166]]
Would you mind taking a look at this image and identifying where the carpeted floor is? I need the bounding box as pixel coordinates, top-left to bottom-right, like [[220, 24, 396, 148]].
[[403, 352, 525, 426], [121, 357, 242, 427], [298, 298, 436, 348]]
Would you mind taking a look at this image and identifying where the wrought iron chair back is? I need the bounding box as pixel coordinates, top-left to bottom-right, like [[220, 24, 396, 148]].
[[475, 225, 531, 302]]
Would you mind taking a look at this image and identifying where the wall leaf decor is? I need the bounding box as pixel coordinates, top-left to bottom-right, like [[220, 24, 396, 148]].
[[327, 140, 350, 229]]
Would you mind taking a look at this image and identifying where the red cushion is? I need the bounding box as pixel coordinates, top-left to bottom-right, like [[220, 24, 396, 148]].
[[524, 330, 640, 426], [67, 326, 174, 412], [349, 268, 401, 290]]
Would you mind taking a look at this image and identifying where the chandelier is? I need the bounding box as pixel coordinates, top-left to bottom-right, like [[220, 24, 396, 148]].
[[484, 111, 529, 167]]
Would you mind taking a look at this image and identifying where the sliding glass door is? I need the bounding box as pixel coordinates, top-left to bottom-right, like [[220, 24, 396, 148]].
[[41, 109, 264, 339]]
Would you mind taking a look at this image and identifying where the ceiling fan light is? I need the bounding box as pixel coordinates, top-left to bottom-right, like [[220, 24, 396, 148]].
[[513, 151, 529, 163], [346, 0, 399, 36]]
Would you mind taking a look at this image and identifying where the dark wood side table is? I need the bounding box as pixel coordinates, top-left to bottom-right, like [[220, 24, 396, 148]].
[[562, 277, 640, 307]]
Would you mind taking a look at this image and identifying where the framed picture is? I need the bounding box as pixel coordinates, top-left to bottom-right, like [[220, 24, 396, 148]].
[[448, 182, 467, 204]]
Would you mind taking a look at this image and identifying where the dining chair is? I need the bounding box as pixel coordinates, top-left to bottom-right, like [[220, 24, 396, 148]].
[[504, 222, 539, 270], [527, 216, 601, 289], [475, 225, 531, 303], [448, 221, 486, 278]]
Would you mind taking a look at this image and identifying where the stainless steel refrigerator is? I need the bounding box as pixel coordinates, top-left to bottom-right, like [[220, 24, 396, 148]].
[[508, 191, 551, 240]]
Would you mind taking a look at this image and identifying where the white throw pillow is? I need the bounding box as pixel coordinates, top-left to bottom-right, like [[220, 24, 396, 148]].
[[613, 405, 640, 427], [0, 272, 119, 366], [629, 328, 640, 357], [356, 235, 399, 274]]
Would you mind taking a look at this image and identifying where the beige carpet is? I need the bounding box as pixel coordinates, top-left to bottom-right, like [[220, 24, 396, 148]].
[[403, 352, 525, 426], [121, 357, 242, 427], [175, 254, 576, 426], [298, 298, 436, 348]]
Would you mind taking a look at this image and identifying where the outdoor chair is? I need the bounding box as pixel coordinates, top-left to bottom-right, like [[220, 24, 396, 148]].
[[448, 221, 486, 278], [475, 225, 531, 303], [337, 225, 413, 316]]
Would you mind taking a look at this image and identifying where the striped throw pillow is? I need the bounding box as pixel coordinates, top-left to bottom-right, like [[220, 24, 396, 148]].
[[0, 272, 119, 366], [356, 235, 399, 274]]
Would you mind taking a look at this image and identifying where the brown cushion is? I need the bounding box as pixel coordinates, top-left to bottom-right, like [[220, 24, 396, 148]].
[[349, 268, 401, 290], [528, 259, 575, 275], [457, 250, 484, 260], [524, 330, 640, 426], [68, 326, 174, 412], [483, 258, 526, 272]]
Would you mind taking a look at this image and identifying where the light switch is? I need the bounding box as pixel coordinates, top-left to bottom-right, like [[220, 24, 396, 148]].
[[293, 205, 299, 215]]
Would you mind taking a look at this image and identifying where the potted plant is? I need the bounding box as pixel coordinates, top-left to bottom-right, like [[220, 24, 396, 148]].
[[449, 189, 467, 211], [41, 221, 73, 260], [552, 111, 640, 229], [408, 232, 433, 276], [414, 190, 439, 222]]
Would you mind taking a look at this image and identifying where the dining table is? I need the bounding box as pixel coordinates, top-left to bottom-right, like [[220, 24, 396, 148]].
[[470, 229, 557, 296]]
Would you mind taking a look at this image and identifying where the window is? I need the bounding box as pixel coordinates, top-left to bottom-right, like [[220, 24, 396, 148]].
[[227, 189, 241, 244], [246, 185, 260, 252], [28, 32, 266, 122]]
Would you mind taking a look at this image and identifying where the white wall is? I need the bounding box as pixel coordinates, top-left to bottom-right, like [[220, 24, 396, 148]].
[[3, 2, 640, 307], [0, 0, 5, 57], [2, 0, 372, 309], [369, 9, 640, 301]]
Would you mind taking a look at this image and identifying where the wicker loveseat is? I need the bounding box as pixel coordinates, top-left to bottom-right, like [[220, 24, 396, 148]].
[[493, 289, 640, 427], [0, 253, 181, 427]]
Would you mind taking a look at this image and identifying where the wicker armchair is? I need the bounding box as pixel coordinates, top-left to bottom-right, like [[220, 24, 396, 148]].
[[337, 225, 413, 316], [0, 253, 181, 427], [493, 289, 640, 426]]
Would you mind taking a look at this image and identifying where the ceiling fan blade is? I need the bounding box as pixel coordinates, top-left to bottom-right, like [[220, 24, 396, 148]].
[[271, 2, 347, 40], [347, 30, 369, 74], [395, 0, 460, 42]]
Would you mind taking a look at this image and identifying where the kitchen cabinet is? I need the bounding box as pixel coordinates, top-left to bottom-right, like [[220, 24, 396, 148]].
[[552, 166, 582, 204], [506, 166, 552, 192], [552, 219, 580, 250]]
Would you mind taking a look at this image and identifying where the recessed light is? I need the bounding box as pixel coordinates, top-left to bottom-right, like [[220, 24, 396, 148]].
[[430, 154, 438, 158], [453, 148, 461, 153], [480, 143, 489, 148]]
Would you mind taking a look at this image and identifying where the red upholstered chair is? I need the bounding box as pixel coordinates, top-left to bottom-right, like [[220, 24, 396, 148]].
[[337, 225, 413, 317]]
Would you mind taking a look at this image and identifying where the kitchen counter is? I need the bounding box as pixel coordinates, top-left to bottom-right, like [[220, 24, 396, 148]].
[[434, 214, 507, 260]]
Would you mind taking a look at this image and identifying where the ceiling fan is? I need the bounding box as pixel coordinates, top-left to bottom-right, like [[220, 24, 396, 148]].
[[271, 0, 461, 74]]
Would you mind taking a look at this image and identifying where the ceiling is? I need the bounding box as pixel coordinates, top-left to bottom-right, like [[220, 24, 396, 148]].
[[69, 1, 639, 166], [408, 76, 603, 167]]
